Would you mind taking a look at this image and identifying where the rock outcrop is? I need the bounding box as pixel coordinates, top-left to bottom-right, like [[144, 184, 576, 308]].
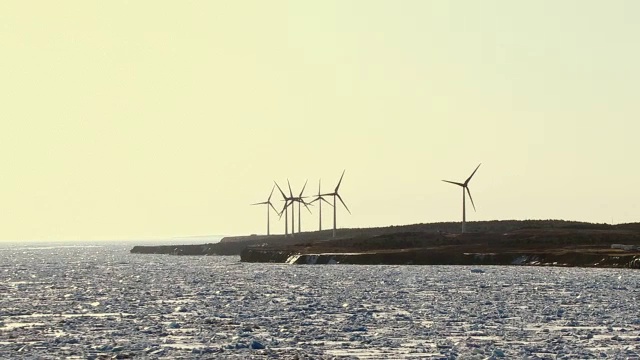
[[240, 249, 640, 268]]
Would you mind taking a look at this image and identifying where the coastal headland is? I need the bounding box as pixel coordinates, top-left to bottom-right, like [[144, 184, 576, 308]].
[[130, 220, 640, 268]]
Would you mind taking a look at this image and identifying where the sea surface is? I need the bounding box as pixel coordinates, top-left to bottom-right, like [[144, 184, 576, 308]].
[[1, 242, 639, 359]]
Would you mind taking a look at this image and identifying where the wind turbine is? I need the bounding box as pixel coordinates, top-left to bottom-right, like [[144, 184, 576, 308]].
[[442, 163, 481, 233], [250, 185, 280, 236], [320, 170, 351, 238], [274, 181, 294, 237], [289, 180, 312, 233], [308, 179, 333, 231]]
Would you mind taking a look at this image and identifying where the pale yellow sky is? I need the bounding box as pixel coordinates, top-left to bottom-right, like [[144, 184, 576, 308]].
[[1, 1, 639, 241]]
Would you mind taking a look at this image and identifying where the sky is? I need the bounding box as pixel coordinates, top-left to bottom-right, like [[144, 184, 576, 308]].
[[1, 1, 639, 241]]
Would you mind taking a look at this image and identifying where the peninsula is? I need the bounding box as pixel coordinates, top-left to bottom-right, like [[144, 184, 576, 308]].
[[130, 220, 640, 268]]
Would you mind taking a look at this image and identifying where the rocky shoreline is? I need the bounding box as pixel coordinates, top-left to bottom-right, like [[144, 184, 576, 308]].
[[239, 247, 640, 268]]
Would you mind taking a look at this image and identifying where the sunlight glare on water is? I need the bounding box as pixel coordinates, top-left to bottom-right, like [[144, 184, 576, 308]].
[[1, 243, 639, 359]]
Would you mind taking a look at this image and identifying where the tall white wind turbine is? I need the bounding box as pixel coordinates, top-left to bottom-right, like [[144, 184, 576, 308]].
[[290, 180, 312, 233], [320, 170, 351, 238], [442, 163, 481, 233], [274, 181, 294, 237], [250, 185, 280, 235], [308, 179, 333, 231]]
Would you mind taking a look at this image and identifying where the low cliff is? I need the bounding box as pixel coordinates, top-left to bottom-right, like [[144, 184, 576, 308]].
[[130, 241, 248, 256], [241, 248, 640, 268], [239, 228, 640, 268]]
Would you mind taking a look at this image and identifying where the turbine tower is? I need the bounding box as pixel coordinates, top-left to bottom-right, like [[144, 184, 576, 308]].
[[442, 163, 481, 233], [289, 180, 312, 233], [250, 185, 280, 235], [320, 170, 351, 238], [308, 179, 333, 231], [274, 181, 294, 237]]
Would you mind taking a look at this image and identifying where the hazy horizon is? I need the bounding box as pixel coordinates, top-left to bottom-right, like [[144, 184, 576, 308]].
[[0, 234, 225, 245], [2, 1, 639, 242]]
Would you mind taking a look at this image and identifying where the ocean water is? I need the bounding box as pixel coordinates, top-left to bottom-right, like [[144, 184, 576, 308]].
[[1, 242, 639, 359]]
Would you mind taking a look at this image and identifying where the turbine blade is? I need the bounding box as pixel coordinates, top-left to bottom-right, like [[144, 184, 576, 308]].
[[336, 193, 351, 214], [274, 181, 287, 200], [269, 201, 279, 215], [466, 187, 476, 212], [320, 192, 335, 197], [464, 163, 482, 185], [267, 184, 275, 201], [251, 201, 268, 206], [320, 197, 333, 207], [279, 200, 293, 217], [287, 179, 293, 198], [335, 169, 346, 192], [299, 179, 308, 198], [303, 201, 313, 214], [442, 180, 464, 187], [318, 179, 321, 196]]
